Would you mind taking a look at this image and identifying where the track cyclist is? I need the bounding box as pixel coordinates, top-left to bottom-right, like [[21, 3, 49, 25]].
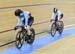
[[14, 9, 34, 36], [50, 8, 64, 25]]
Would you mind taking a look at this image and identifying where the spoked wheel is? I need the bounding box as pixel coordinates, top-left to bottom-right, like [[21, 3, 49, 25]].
[[15, 31, 24, 49], [58, 21, 64, 34], [26, 28, 35, 45], [50, 23, 57, 37]]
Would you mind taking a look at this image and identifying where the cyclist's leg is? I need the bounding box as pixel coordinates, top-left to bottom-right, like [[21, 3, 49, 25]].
[[55, 15, 61, 30], [58, 14, 63, 26], [55, 15, 58, 26], [28, 16, 34, 26], [27, 16, 34, 35], [60, 13, 64, 19], [22, 18, 25, 26]]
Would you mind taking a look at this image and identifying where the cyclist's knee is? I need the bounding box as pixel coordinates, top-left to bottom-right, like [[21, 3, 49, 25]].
[[26, 26, 30, 29], [25, 26, 31, 35], [29, 16, 34, 23], [28, 20, 34, 26], [61, 14, 64, 19]]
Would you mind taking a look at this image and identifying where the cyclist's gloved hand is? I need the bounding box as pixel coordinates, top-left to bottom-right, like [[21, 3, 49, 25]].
[[14, 26, 18, 30], [50, 19, 54, 22]]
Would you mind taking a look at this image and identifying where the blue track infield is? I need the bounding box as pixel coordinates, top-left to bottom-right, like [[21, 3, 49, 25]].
[[0, 28, 75, 54]]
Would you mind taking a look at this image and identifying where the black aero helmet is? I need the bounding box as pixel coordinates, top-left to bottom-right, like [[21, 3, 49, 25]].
[[15, 9, 23, 16], [53, 8, 58, 13]]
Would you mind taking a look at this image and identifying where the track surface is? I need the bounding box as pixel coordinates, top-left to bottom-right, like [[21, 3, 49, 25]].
[[0, 28, 75, 54]]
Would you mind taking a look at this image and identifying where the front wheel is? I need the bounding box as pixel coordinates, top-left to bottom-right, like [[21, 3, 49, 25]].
[[26, 28, 35, 45], [50, 23, 57, 37], [15, 31, 24, 49]]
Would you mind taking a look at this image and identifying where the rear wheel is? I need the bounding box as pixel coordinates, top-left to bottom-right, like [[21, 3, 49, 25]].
[[26, 28, 35, 45], [58, 21, 64, 34]]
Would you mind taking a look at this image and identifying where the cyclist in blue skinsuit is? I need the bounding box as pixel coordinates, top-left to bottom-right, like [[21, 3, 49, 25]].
[[14, 9, 34, 36]]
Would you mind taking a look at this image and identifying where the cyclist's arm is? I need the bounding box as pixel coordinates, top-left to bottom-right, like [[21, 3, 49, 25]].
[[50, 13, 55, 22], [23, 12, 30, 27], [16, 17, 22, 26], [14, 17, 22, 30]]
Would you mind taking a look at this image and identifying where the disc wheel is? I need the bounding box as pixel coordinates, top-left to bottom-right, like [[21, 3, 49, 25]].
[[26, 28, 35, 45], [58, 21, 64, 34]]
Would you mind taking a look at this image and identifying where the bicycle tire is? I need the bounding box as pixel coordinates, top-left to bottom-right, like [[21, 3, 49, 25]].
[[58, 21, 64, 34], [50, 23, 57, 37], [15, 31, 24, 49], [26, 28, 35, 44]]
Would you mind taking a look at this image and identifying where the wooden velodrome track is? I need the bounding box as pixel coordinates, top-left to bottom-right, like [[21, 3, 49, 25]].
[[0, 0, 75, 54]]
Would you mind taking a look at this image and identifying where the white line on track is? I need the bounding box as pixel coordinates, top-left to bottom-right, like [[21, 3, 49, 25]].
[[65, 24, 75, 28], [63, 24, 75, 31]]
